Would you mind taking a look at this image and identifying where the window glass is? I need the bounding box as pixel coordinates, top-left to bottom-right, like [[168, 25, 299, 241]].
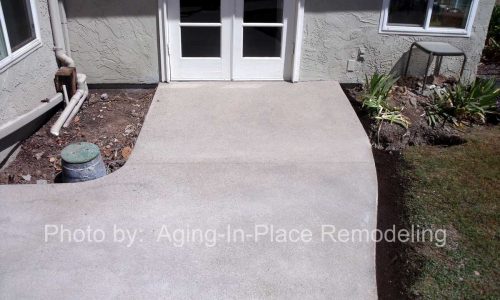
[[430, 0, 472, 29], [180, 0, 220, 23], [387, 0, 428, 27], [181, 27, 221, 57], [1, 0, 36, 51], [244, 0, 283, 23], [0, 23, 7, 60], [243, 27, 281, 57]]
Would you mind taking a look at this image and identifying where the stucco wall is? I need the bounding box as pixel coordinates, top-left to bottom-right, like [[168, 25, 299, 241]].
[[65, 0, 159, 84], [0, 0, 57, 125], [300, 0, 495, 83]]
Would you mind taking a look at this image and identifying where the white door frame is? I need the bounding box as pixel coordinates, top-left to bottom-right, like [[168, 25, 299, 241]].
[[158, 0, 305, 82]]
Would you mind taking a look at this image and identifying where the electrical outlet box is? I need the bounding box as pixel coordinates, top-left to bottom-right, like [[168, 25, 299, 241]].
[[347, 60, 357, 72]]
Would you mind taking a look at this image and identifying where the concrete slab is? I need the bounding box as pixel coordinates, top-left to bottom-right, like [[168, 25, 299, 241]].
[[0, 82, 378, 299]]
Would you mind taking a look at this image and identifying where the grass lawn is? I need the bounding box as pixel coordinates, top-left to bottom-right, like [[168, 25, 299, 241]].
[[403, 126, 499, 298]]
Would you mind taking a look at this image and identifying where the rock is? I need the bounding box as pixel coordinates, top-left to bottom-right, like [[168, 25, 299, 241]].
[[21, 175, 32, 181], [409, 97, 417, 107], [34, 152, 44, 160], [121, 146, 133, 160], [103, 148, 113, 157], [49, 157, 56, 163], [124, 125, 135, 136], [474, 271, 480, 276], [100, 93, 109, 101], [74, 116, 80, 123]]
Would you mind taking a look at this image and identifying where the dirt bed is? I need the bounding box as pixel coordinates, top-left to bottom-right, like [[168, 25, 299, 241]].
[[344, 76, 467, 151], [478, 62, 500, 77], [0, 88, 156, 185]]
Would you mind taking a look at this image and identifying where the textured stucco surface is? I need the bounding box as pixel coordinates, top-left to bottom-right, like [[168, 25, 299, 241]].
[[59, 0, 494, 84], [300, 0, 496, 82], [65, 0, 159, 84], [0, 0, 57, 125]]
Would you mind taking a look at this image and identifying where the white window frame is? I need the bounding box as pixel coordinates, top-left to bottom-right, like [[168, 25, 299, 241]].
[[379, 0, 480, 37], [0, 0, 42, 73]]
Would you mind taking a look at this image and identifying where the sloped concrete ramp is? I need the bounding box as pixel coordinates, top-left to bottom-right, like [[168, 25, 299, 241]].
[[0, 82, 378, 299]]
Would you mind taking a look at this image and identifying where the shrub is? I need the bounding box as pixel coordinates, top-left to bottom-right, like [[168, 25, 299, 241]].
[[362, 73, 410, 128], [482, 5, 500, 63], [427, 78, 500, 126]]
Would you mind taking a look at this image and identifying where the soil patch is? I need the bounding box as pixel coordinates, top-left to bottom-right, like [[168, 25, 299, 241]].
[[343, 77, 465, 151], [0, 88, 156, 185], [373, 149, 411, 300], [478, 62, 500, 78]]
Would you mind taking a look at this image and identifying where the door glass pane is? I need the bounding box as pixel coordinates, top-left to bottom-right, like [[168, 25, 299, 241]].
[[180, 0, 220, 23], [387, 0, 428, 27], [0, 0, 36, 51], [244, 0, 283, 23], [430, 0, 472, 29], [181, 27, 220, 57], [0, 23, 7, 60], [243, 27, 281, 57]]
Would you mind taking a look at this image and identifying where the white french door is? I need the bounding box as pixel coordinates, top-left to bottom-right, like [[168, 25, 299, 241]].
[[232, 0, 292, 80], [167, 0, 233, 80], [167, 0, 294, 81]]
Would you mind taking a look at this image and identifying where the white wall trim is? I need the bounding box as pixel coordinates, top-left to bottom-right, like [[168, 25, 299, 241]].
[[379, 0, 480, 38], [292, 0, 305, 83], [158, 0, 170, 82]]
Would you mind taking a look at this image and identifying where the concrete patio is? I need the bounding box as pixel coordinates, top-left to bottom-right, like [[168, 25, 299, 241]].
[[0, 82, 378, 299]]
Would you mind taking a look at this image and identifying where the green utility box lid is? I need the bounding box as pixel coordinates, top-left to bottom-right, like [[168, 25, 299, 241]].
[[61, 142, 100, 164]]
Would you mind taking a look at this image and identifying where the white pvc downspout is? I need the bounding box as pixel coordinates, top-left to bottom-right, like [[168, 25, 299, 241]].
[[48, 0, 74, 67], [58, 0, 71, 55], [50, 74, 87, 136], [63, 81, 89, 128], [47, 0, 89, 136]]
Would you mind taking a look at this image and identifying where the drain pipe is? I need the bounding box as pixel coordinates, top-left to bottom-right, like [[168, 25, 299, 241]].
[[51, 74, 87, 136], [63, 82, 89, 128], [48, 0, 74, 67], [58, 0, 71, 55], [48, 0, 89, 135]]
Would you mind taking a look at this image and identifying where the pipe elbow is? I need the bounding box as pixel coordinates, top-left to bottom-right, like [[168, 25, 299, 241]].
[[56, 51, 75, 67]]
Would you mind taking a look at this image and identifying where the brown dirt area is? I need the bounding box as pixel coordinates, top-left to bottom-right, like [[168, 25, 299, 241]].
[[478, 62, 500, 77], [0, 88, 156, 185], [344, 76, 466, 151]]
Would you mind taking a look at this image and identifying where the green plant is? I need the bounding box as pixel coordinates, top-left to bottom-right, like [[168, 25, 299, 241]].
[[362, 73, 410, 129], [427, 79, 500, 126], [483, 5, 500, 63]]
